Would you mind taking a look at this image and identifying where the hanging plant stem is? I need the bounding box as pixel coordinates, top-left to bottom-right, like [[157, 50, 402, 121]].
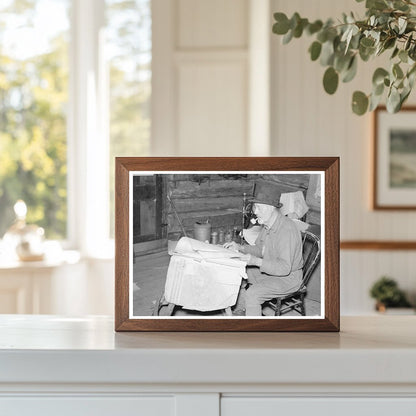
[[272, 0, 416, 115]]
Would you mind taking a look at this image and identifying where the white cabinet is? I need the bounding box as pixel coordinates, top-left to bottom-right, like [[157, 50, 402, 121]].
[[1, 316, 416, 415], [222, 398, 416, 416], [1, 397, 175, 416]]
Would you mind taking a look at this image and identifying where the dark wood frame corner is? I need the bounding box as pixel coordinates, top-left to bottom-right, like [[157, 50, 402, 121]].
[[115, 157, 340, 332], [373, 106, 416, 211]]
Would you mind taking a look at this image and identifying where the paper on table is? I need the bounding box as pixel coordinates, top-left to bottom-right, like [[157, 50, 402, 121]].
[[165, 237, 248, 311], [175, 237, 243, 256]]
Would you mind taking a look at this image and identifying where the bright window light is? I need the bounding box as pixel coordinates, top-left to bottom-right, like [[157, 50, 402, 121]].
[[0, 0, 70, 239], [0, 0, 152, 254]]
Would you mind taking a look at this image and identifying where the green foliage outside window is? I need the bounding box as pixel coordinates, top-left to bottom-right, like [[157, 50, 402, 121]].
[[0, 1, 69, 238], [0, 0, 151, 240]]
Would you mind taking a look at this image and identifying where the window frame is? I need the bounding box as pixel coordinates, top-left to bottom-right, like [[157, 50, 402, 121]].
[[67, 0, 111, 257], [0, 0, 154, 258]]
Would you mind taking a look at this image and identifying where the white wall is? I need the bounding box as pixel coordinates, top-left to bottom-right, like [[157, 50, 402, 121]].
[[152, 0, 253, 157], [53, 0, 416, 316], [271, 0, 416, 313]]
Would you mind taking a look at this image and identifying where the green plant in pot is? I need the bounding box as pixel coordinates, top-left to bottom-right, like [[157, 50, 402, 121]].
[[369, 276, 411, 311], [272, 0, 416, 115]]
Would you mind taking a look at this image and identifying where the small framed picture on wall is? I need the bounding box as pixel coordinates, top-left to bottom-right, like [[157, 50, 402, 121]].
[[374, 106, 416, 209]]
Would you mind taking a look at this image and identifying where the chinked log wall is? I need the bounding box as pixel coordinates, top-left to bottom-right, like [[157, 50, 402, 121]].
[[166, 174, 316, 240]]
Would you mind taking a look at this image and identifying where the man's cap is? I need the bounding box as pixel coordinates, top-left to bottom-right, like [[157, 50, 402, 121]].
[[249, 180, 283, 208]]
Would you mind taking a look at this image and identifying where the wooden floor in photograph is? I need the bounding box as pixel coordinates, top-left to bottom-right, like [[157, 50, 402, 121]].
[[132, 251, 321, 317]]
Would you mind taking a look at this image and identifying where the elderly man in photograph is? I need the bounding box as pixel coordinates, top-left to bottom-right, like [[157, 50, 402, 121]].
[[225, 181, 304, 316]]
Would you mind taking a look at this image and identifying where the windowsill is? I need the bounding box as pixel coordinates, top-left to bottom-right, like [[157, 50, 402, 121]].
[[0, 250, 81, 270], [0, 238, 115, 270]]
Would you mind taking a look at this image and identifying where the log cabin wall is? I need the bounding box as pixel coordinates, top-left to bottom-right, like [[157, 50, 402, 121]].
[[166, 174, 250, 240], [165, 173, 319, 240]]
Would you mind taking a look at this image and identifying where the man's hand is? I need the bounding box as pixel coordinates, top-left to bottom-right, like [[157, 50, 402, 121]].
[[240, 254, 262, 267], [223, 241, 242, 252]]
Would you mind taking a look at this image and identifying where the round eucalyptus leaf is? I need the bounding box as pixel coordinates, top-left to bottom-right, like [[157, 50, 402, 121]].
[[273, 13, 290, 34], [374, 82, 385, 96], [408, 63, 416, 77], [317, 29, 328, 43], [391, 47, 399, 59], [409, 45, 416, 61], [290, 12, 301, 29], [387, 88, 401, 113], [393, 63, 404, 79], [334, 52, 351, 72], [320, 40, 335, 66], [293, 18, 308, 38], [323, 67, 339, 95], [333, 35, 341, 51], [342, 56, 357, 83], [309, 41, 322, 61], [352, 91, 369, 115], [282, 29, 294, 44], [360, 37, 375, 48], [398, 16, 407, 34], [369, 92, 383, 112], [399, 50, 408, 63], [384, 37, 396, 50], [359, 44, 375, 62], [405, 34, 413, 51], [372, 68, 389, 86], [293, 22, 303, 38], [393, 0, 409, 11], [408, 70, 416, 89], [400, 88, 411, 107], [350, 32, 361, 49], [367, 0, 388, 9], [307, 20, 323, 35]]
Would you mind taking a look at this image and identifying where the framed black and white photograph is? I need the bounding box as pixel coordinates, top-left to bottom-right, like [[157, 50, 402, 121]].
[[374, 106, 416, 210], [115, 157, 339, 331]]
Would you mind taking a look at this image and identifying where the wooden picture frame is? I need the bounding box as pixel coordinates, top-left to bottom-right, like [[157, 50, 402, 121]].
[[115, 157, 339, 332], [373, 106, 416, 210]]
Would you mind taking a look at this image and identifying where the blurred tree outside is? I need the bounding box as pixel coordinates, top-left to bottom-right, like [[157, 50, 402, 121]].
[[0, 0, 69, 239], [0, 0, 151, 241]]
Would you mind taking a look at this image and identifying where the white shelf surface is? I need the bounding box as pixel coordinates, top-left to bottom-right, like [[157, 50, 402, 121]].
[[0, 315, 415, 388]]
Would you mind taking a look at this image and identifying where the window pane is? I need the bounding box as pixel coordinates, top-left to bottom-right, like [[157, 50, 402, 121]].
[[106, 0, 152, 237], [0, 0, 70, 239]]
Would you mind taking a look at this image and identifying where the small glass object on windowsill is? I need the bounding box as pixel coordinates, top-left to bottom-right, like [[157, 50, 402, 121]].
[[3, 200, 45, 262]]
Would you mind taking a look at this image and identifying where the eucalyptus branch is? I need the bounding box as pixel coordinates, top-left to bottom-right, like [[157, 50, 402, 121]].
[[272, 0, 416, 115]]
